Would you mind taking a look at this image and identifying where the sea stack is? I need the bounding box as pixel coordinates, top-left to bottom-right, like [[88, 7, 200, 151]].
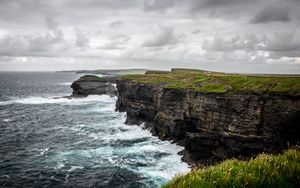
[[71, 75, 117, 97]]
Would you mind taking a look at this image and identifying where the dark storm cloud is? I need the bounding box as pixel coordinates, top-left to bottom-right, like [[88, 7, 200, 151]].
[[65, 0, 140, 10], [250, 4, 291, 23], [143, 0, 175, 12], [0, 30, 65, 56], [0, 0, 140, 25], [0, 0, 58, 22], [142, 0, 256, 12], [45, 17, 59, 30], [264, 33, 300, 52], [192, 0, 253, 9], [0, 16, 66, 56], [109, 21, 124, 29], [142, 27, 180, 47]]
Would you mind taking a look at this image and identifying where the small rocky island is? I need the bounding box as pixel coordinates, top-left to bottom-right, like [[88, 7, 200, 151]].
[[71, 75, 117, 97]]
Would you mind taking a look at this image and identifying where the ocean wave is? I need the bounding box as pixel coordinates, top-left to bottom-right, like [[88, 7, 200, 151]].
[[66, 166, 84, 172], [0, 101, 14, 106], [2, 118, 12, 122], [0, 95, 117, 105], [57, 82, 72, 86], [40, 147, 50, 156]]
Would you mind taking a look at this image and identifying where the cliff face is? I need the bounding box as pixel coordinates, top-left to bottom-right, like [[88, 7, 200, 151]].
[[116, 80, 300, 165]]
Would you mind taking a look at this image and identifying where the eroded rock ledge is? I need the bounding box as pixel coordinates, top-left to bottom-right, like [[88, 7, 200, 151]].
[[116, 80, 300, 165]]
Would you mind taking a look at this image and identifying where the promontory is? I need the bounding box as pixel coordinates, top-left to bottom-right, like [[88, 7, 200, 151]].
[[115, 69, 300, 165]]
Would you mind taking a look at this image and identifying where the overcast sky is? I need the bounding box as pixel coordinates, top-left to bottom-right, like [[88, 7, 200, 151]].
[[0, 0, 300, 73]]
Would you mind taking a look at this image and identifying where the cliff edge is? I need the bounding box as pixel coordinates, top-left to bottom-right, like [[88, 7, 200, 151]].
[[116, 69, 300, 165]]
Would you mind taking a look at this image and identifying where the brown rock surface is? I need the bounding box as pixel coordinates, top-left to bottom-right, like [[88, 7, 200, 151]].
[[116, 80, 300, 165]]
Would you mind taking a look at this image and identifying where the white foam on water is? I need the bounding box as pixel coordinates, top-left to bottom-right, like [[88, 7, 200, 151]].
[[87, 116, 191, 180], [136, 142, 190, 180], [60, 146, 114, 159], [2, 118, 12, 122], [115, 122, 190, 180], [86, 102, 116, 113], [97, 104, 115, 112], [16, 97, 71, 104], [119, 128, 190, 180], [101, 124, 152, 141], [54, 163, 65, 170], [66, 166, 84, 172], [0, 101, 13, 106], [40, 147, 50, 156], [88, 133, 99, 139], [70, 124, 86, 133], [57, 82, 72, 86], [0, 95, 116, 105], [1, 175, 10, 178], [33, 94, 190, 185]]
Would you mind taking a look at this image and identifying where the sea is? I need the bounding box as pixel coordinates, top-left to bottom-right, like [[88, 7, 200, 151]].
[[0, 72, 189, 188]]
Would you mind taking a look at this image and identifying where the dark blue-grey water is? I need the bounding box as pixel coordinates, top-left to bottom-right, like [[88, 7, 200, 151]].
[[0, 72, 189, 188]]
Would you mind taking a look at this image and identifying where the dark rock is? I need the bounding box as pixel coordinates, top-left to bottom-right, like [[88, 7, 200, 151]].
[[71, 76, 117, 97], [116, 80, 300, 166]]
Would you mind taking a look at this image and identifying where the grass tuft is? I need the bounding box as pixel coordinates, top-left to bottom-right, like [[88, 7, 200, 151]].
[[162, 149, 300, 188]]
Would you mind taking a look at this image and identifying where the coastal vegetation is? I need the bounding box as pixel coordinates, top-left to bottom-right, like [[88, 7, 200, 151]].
[[122, 69, 300, 96], [162, 148, 300, 188], [77, 75, 106, 81]]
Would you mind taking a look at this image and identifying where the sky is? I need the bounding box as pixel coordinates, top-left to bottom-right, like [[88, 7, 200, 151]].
[[0, 0, 300, 73]]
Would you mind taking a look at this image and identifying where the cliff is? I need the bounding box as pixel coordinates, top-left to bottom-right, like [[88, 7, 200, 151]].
[[116, 70, 300, 165], [71, 75, 117, 97]]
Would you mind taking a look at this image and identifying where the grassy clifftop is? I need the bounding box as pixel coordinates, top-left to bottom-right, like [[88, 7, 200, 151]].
[[77, 75, 106, 82], [163, 149, 300, 188], [122, 70, 300, 96]]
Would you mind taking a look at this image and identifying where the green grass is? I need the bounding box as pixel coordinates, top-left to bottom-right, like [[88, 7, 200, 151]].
[[162, 149, 300, 188], [122, 70, 300, 95], [78, 75, 106, 81], [197, 84, 227, 93]]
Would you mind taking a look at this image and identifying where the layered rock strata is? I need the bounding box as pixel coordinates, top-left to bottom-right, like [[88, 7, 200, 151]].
[[71, 76, 117, 97], [116, 80, 300, 165]]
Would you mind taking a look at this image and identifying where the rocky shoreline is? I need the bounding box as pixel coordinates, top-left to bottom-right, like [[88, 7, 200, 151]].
[[115, 79, 300, 166], [69, 73, 300, 166]]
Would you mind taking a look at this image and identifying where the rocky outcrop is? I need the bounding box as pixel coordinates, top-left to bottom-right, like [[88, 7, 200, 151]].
[[71, 76, 117, 97], [116, 80, 300, 165]]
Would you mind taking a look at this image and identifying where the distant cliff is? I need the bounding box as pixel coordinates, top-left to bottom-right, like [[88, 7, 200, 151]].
[[116, 70, 300, 165]]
